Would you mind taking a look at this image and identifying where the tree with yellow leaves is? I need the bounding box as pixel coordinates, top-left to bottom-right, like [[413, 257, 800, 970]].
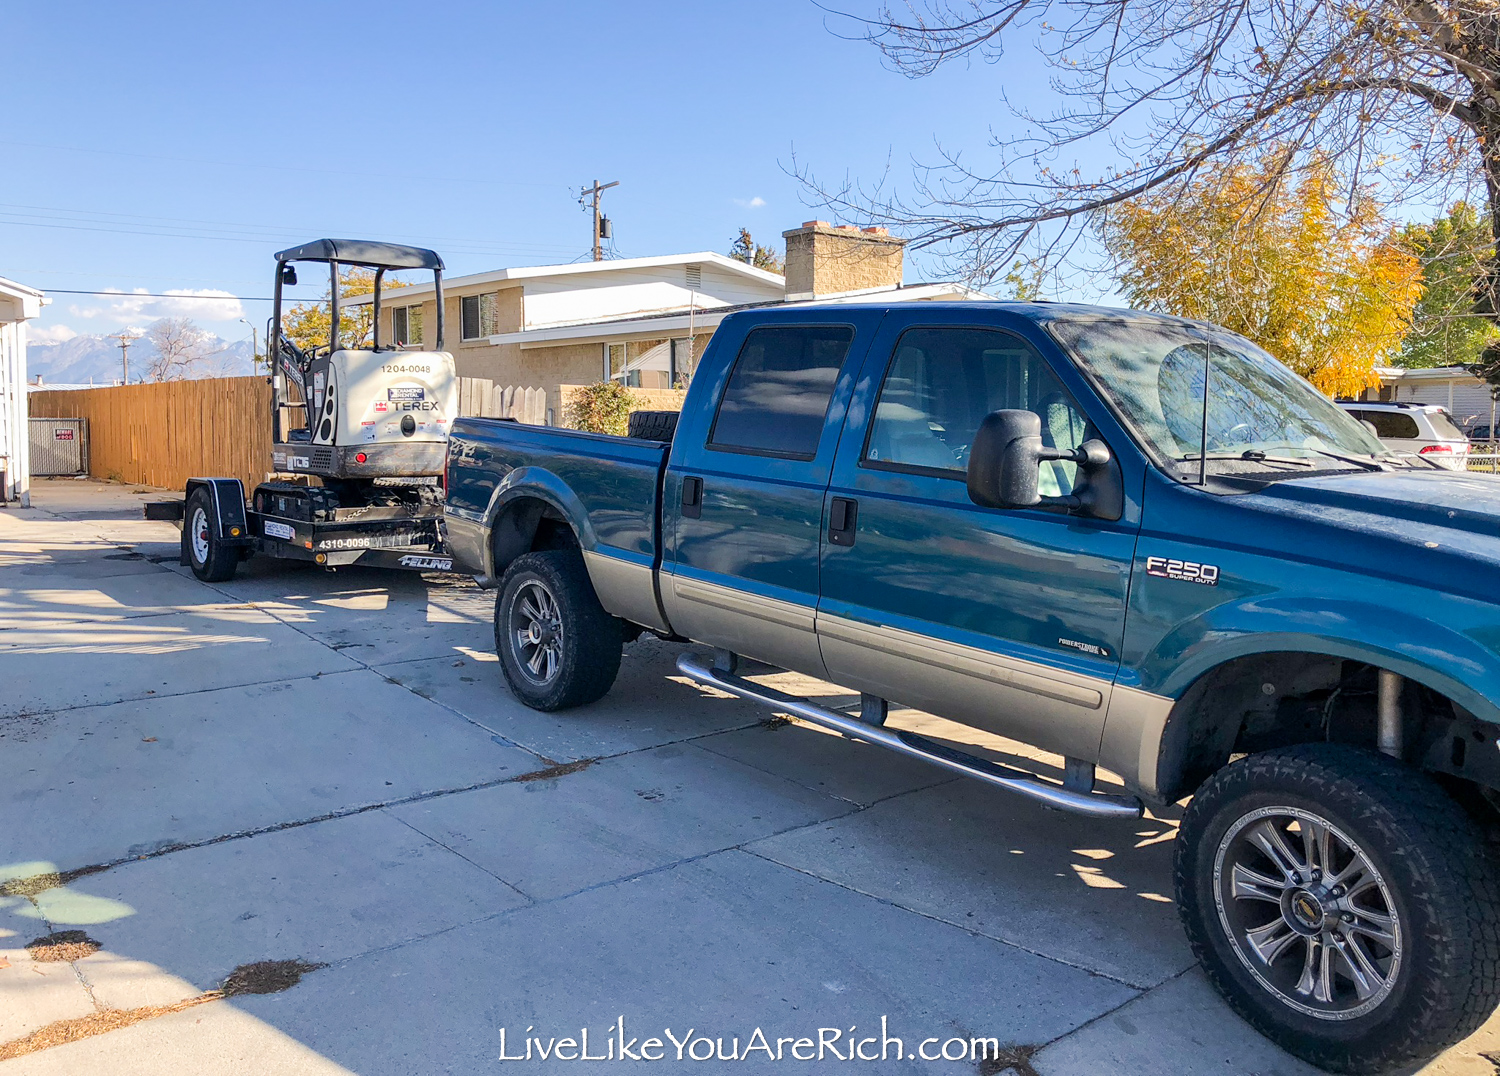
[[1103, 152, 1422, 398], [282, 268, 410, 352]]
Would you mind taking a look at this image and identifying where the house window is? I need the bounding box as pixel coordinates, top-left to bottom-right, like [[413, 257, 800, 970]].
[[606, 339, 674, 389], [391, 304, 423, 346], [461, 293, 500, 341], [685, 264, 702, 290]]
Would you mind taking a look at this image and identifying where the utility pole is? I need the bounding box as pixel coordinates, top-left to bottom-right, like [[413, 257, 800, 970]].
[[579, 179, 619, 261], [108, 331, 140, 384]]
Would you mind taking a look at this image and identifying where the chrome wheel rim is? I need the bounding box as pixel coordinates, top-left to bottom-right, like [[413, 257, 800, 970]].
[[509, 580, 563, 686], [1214, 805, 1402, 1021], [190, 507, 210, 565]]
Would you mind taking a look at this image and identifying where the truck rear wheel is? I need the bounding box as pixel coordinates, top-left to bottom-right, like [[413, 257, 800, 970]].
[[494, 550, 622, 711], [1176, 743, 1500, 1073], [185, 487, 239, 583]]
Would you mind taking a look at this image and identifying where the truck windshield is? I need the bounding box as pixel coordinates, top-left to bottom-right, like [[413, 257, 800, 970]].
[[1046, 316, 1392, 479]]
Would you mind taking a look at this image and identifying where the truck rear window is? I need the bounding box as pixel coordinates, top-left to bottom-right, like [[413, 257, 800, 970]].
[[708, 325, 854, 458]]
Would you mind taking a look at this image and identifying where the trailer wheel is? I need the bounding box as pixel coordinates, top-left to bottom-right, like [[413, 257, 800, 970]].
[[185, 487, 239, 583], [494, 550, 621, 711], [1176, 744, 1500, 1073]]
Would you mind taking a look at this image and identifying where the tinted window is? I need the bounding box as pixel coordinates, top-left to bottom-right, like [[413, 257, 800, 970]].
[[865, 327, 1091, 495], [1426, 410, 1466, 439], [708, 326, 854, 458], [1366, 411, 1421, 439]]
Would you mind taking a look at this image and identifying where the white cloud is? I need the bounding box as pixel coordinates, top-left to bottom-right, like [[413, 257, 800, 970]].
[[70, 288, 245, 324], [733, 196, 767, 209], [29, 323, 78, 345]]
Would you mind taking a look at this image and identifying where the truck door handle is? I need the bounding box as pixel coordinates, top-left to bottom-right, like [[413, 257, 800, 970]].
[[681, 476, 702, 519], [828, 497, 858, 546]]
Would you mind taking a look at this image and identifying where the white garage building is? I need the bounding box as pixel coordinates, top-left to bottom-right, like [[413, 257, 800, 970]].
[[0, 276, 47, 506]]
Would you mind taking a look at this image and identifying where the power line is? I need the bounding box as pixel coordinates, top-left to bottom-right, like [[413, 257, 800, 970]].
[[0, 139, 566, 191], [0, 201, 586, 255], [0, 214, 581, 259], [47, 288, 285, 301]]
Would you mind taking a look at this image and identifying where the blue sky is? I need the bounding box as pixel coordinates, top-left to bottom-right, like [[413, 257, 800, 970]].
[[3, 1, 1070, 347]]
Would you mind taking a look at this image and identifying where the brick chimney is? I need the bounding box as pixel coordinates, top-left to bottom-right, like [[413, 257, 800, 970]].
[[781, 221, 906, 300]]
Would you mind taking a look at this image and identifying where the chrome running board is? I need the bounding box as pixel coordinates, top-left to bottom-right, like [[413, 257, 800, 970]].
[[677, 653, 1142, 819]]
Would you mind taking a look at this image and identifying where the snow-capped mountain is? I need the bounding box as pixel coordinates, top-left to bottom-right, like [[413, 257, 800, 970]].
[[27, 334, 257, 387]]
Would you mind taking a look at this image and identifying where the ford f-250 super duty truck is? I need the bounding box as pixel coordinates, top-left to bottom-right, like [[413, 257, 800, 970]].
[[443, 302, 1500, 1073]]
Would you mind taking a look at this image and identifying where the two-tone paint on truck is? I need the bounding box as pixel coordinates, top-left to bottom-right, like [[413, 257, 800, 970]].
[[444, 301, 1500, 1074]]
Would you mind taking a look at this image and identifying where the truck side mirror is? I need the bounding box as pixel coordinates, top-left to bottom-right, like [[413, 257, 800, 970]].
[[967, 409, 1046, 509], [280, 264, 298, 287], [966, 409, 1124, 521]]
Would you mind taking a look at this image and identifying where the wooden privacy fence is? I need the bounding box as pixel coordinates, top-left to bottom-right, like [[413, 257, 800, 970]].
[[28, 376, 548, 492], [30, 377, 272, 492], [458, 379, 548, 425]]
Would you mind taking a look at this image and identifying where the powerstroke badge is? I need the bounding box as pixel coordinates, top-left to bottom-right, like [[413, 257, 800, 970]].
[[1059, 637, 1112, 659], [1146, 556, 1220, 586]]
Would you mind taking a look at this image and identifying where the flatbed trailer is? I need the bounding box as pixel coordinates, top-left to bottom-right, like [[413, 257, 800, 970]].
[[145, 476, 454, 576], [143, 237, 460, 581]]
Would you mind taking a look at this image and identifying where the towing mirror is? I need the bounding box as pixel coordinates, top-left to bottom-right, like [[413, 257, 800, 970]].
[[966, 409, 1124, 520], [968, 410, 1046, 508]]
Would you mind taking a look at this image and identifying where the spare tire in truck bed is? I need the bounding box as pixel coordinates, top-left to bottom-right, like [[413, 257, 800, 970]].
[[627, 410, 680, 441]]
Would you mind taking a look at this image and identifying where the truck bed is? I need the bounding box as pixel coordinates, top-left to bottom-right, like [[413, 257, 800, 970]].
[[444, 418, 669, 589]]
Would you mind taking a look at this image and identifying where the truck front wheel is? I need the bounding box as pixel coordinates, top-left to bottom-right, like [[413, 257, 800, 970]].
[[1176, 743, 1500, 1073], [185, 487, 239, 583], [494, 550, 622, 711]]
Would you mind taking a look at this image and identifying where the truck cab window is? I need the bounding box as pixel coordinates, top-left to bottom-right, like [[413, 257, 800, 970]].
[[865, 327, 1090, 495], [708, 325, 854, 458]]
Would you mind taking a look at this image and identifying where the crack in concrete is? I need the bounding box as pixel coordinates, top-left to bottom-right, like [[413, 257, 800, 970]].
[[28, 764, 583, 883], [382, 809, 536, 905]]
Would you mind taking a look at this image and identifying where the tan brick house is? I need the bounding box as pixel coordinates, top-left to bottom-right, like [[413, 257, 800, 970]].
[[354, 222, 986, 423]]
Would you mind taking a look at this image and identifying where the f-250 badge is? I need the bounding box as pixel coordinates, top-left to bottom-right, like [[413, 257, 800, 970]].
[[1146, 556, 1220, 586]]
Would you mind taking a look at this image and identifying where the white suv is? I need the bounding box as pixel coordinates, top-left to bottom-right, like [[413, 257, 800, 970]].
[[1338, 402, 1470, 469]]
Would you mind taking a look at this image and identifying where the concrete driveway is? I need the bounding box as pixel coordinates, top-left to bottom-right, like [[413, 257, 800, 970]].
[[2, 478, 1497, 1075]]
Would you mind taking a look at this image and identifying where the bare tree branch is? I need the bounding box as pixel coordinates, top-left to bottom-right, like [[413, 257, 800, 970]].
[[806, 0, 1500, 304]]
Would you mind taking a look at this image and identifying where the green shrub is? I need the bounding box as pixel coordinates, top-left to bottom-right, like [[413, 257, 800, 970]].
[[566, 381, 632, 436]]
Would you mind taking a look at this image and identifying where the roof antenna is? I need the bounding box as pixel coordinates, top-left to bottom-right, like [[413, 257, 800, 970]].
[[1198, 341, 1212, 486]]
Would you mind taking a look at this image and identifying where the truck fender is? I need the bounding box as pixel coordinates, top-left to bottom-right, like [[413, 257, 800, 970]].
[[1146, 596, 1499, 724], [480, 466, 599, 578], [1138, 597, 1500, 802]]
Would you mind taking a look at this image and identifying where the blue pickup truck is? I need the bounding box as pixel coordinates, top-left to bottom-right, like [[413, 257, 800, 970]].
[[444, 302, 1500, 1073]]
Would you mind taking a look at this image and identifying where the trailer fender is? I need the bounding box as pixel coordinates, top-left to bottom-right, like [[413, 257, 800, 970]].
[[185, 478, 250, 541]]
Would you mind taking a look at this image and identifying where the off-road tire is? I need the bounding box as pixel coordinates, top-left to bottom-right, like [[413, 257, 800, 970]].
[[494, 550, 622, 711], [184, 487, 239, 583], [627, 410, 679, 442], [1176, 743, 1500, 1074]]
